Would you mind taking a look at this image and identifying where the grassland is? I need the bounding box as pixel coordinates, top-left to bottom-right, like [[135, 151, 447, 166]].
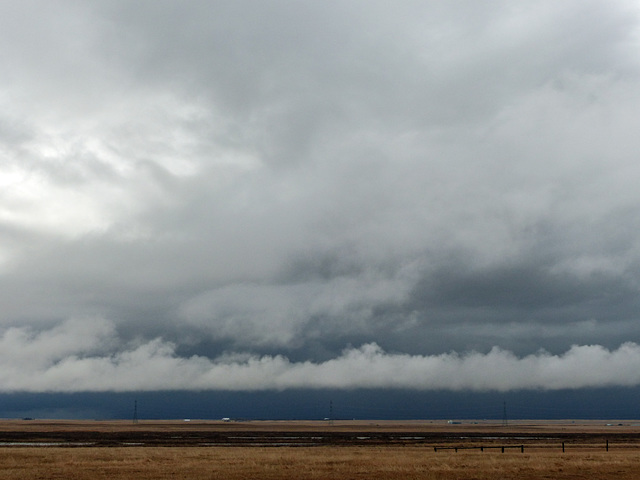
[[1, 420, 639, 479], [3, 445, 640, 479]]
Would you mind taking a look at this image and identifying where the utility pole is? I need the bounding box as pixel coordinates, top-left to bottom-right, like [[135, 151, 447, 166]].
[[502, 401, 508, 427], [133, 399, 138, 424], [329, 400, 334, 425]]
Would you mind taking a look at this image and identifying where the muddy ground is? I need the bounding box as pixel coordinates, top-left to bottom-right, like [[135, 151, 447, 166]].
[[0, 420, 638, 448]]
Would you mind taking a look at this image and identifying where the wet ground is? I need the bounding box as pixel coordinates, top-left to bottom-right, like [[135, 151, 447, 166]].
[[0, 420, 639, 448]]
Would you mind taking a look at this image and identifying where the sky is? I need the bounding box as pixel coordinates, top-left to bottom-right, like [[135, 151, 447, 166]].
[[2, 0, 640, 411]]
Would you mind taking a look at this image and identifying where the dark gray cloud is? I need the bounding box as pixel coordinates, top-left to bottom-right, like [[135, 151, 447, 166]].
[[1, 1, 640, 391]]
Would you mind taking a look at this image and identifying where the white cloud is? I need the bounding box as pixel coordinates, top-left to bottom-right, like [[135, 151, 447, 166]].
[[178, 272, 416, 348], [2, 319, 640, 392]]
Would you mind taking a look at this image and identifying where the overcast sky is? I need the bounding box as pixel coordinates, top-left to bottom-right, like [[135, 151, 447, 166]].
[[2, 0, 640, 393]]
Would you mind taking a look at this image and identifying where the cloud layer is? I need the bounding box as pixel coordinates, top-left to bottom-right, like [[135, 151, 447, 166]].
[[1, 319, 640, 392], [1, 1, 640, 392]]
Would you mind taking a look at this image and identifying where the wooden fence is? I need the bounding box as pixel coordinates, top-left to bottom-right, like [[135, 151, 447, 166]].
[[433, 440, 612, 453]]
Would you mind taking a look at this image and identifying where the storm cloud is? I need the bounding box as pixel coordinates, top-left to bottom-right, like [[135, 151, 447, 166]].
[[2, 1, 640, 393], [2, 318, 640, 392]]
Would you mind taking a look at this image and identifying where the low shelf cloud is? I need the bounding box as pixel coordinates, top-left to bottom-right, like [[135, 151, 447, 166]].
[[1, 319, 640, 393], [1, 1, 640, 404]]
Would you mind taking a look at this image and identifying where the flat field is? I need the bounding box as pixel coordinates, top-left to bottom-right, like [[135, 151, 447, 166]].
[[1, 420, 640, 479]]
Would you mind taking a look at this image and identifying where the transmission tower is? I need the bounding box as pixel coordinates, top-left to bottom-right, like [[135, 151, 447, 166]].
[[329, 400, 334, 425], [502, 401, 508, 427]]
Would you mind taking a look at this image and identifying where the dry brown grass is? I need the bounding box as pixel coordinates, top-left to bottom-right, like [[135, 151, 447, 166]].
[[1, 421, 639, 479], [1, 446, 640, 480]]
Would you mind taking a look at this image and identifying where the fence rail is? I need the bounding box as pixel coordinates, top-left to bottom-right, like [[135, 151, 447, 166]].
[[434, 445, 525, 453], [433, 440, 614, 453]]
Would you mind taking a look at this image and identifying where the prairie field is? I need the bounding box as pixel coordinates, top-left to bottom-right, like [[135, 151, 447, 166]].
[[2, 445, 640, 480], [1, 420, 639, 479]]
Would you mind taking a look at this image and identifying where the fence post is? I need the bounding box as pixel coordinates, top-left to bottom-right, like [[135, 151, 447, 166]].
[[521, 445, 524, 453], [606, 440, 609, 452], [501, 446, 504, 453], [562, 442, 565, 453]]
